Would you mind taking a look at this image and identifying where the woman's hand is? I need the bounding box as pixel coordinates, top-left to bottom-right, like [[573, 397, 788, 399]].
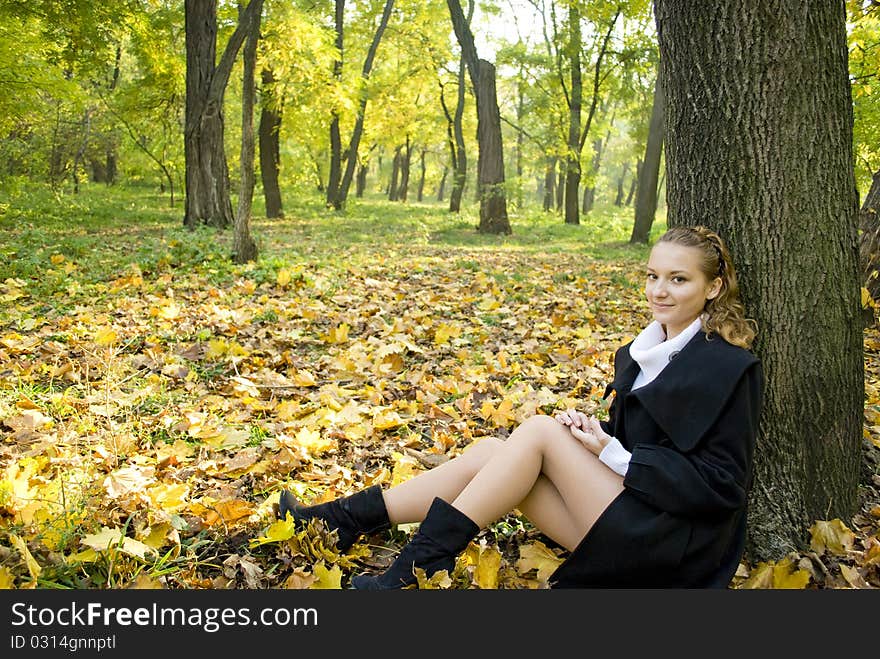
[[555, 408, 612, 456]]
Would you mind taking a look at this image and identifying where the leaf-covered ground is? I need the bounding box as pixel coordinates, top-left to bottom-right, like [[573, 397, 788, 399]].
[[1, 187, 878, 589]]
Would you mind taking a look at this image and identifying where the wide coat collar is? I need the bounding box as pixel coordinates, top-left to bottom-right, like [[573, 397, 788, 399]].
[[604, 330, 760, 452]]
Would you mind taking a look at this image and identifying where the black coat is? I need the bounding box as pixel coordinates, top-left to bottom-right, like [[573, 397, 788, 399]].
[[548, 329, 763, 588]]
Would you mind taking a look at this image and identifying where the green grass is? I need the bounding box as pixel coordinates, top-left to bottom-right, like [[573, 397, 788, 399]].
[[0, 180, 666, 323]]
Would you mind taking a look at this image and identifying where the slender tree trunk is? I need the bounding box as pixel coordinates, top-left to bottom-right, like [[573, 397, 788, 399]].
[[438, 165, 448, 201], [398, 137, 411, 202], [581, 136, 604, 214], [564, 4, 582, 225], [447, 0, 510, 234], [333, 0, 395, 209], [233, 0, 262, 264], [448, 0, 473, 214], [356, 162, 368, 197], [326, 0, 344, 209], [656, 0, 862, 561], [858, 169, 880, 313], [417, 148, 426, 201], [388, 145, 401, 201], [259, 67, 284, 218], [615, 162, 629, 206], [625, 159, 641, 206], [631, 74, 665, 244], [184, 0, 259, 228], [516, 71, 525, 209], [543, 157, 556, 212]]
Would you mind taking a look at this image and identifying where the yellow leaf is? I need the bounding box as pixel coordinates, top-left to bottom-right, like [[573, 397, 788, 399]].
[[295, 426, 334, 455], [128, 573, 164, 589], [325, 324, 350, 343], [250, 518, 299, 547], [310, 562, 343, 589], [0, 566, 15, 589], [277, 268, 292, 287], [81, 527, 157, 560], [50, 253, 65, 264], [414, 567, 452, 589], [94, 327, 118, 346], [146, 483, 190, 513], [206, 339, 228, 359], [390, 452, 423, 487], [10, 534, 41, 580], [809, 519, 855, 556], [293, 370, 318, 387], [434, 322, 462, 345], [372, 408, 404, 430], [158, 302, 181, 320], [469, 543, 502, 589], [481, 398, 516, 428], [739, 558, 810, 589], [515, 541, 564, 583], [862, 287, 875, 309]]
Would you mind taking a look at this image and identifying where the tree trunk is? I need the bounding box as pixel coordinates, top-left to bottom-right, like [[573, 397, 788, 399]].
[[417, 148, 426, 202], [631, 74, 665, 244], [446, 0, 510, 234], [325, 0, 345, 209], [625, 159, 640, 206], [614, 162, 629, 206], [233, 0, 262, 265], [858, 169, 880, 314], [564, 4, 582, 226], [259, 67, 284, 218], [581, 137, 603, 214], [397, 137, 411, 202], [656, 0, 863, 561], [184, 0, 259, 228], [543, 156, 556, 212], [388, 145, 401, 201], [356, 161, 368, 197], [448, 0, 473, 214], [438, 165, 448, 201], [332, 0, 395, 209]]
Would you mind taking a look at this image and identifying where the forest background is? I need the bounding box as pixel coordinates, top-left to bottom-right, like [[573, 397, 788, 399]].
[[1, 0, 879, 590]]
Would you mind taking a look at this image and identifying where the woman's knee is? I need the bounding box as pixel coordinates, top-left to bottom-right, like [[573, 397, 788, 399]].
[[509, 414, 568, 446]]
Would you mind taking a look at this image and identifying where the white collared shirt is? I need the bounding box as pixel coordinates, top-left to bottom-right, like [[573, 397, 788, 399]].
[[598, 317, 704, 476]]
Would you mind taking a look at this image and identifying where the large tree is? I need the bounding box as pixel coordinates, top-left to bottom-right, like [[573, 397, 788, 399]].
[[655, 0, 863, 560], [446, 0, 511, 234], [183, 0, 261, 228]]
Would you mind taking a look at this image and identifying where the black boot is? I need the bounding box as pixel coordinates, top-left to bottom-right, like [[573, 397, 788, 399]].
[[350, 497, 479, 590], [277, 485, 390, 552]]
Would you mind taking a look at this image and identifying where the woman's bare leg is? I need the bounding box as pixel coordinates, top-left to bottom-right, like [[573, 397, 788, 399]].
[[383, 415, 623, 551], [451, 415, 624, 551], [382, 438, 503, 524]]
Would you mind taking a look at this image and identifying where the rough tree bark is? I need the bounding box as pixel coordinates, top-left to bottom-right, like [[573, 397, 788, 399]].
[[325, 0, 344, 209], [656, 0, 863, 561], [630, 74, 665, 244], [563, 3, 582, 225], [184, 0, 260, 228], [446, 0, 510, 234], [233, 0, 262, 264], [259, 67, 284, 218]]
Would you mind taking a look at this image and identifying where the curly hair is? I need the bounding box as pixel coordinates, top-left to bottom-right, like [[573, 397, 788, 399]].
[[657, 225, 758, 350]]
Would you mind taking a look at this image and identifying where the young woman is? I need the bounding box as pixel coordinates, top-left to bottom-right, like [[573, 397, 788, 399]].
[[277, 225, 763, 589]]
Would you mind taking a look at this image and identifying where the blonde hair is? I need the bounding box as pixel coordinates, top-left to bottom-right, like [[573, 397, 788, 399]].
[[657, 225, 758, 350]]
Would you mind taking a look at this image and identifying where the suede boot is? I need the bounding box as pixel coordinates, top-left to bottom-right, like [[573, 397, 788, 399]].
[[277, 485, 390, 552], [350, 497, 479, 590]]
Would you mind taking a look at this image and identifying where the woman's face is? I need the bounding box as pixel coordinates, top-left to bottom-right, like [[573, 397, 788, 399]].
[[645, 242, 722, 339]]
